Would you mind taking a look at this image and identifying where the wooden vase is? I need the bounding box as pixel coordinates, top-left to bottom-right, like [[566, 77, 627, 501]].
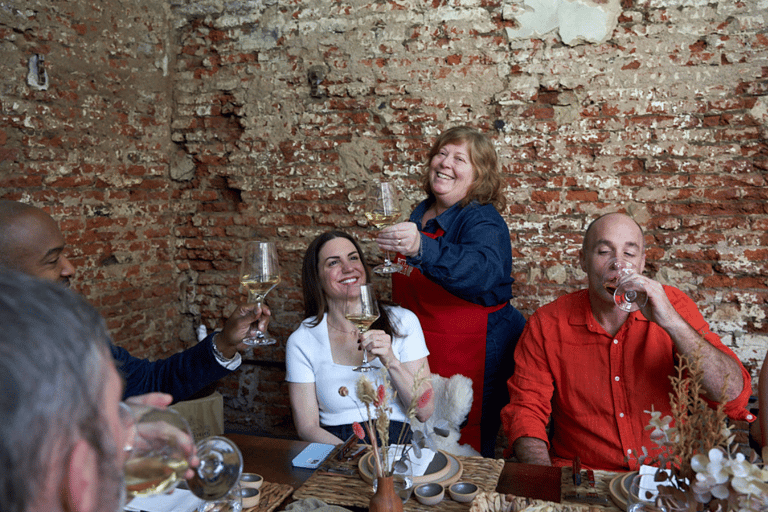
[[369, 476, 404, 512]]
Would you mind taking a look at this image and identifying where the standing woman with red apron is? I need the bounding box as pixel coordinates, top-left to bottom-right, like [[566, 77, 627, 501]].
[[377, 126, 526, 458]]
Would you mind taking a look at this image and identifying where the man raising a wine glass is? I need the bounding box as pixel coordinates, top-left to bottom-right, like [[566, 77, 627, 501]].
[[0, 200, 270, 401], [502, 212, 754, 470]]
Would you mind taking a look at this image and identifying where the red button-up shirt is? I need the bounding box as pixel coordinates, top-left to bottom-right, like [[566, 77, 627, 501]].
[[502, 287, 753, 471]]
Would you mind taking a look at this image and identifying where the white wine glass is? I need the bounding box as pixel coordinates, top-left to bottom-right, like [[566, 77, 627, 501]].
[[122, 405, 244, 504], [187, 437, 244, 503], [345, 283, 380, 372], [603, 258, 648, 312], [239, 241, 280, 346], [365, 181, 403, 275], [122, 403, 194, 499]]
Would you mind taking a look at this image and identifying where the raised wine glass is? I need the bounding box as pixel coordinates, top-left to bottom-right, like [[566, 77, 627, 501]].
[[122, 406, 243, 504], [239, 241, 280, 346], [603, 258, 648, 312], [365, 181, 403, 275], [345, 283, 380, 372]]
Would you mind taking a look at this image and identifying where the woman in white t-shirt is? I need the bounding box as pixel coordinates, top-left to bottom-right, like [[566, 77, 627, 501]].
[[286, 230, 434, 444]]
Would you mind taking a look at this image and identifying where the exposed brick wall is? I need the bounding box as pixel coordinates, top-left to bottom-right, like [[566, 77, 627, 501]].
[[1, 0, 767, 443]]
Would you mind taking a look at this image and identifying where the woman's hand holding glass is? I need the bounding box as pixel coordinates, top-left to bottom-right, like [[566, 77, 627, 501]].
[[377, 222, 421, 258], [359, 329, 396, 368]]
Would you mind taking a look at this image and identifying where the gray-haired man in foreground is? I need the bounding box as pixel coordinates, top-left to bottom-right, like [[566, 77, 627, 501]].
[[0, 269, 130, 512]]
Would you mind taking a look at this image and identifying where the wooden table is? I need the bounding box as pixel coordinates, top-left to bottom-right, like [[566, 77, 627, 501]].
[[226, 433, 562, 503]]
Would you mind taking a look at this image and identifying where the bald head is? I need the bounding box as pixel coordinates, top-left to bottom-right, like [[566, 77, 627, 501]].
[[582, 213, 644, 254], [0, 200, 74, 285]]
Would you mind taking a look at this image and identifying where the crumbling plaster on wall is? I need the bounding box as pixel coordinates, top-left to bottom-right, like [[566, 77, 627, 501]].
[[503, 0, 621, 46]]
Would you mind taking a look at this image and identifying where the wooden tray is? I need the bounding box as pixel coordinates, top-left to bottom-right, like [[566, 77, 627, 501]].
[[243, 482, 294, 512]]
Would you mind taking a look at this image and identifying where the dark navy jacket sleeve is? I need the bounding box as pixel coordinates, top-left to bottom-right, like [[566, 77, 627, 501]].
[[112, 332, 233, 402], [407, 201, 514, 307]]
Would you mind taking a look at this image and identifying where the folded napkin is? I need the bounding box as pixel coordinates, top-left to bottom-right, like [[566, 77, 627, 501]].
[[125, 489, 204, 512], [384, 445, 436, 477]]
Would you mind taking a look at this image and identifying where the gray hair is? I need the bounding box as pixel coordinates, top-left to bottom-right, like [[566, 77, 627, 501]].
[[0, 269, 113, 512]]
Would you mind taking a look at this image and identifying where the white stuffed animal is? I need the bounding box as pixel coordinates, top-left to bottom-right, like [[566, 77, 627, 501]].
[[410, 373, 480, 457]]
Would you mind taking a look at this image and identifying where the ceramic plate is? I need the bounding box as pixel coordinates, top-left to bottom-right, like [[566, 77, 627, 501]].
[[359, 449, 463, 487], [608, 471, 637, 511]]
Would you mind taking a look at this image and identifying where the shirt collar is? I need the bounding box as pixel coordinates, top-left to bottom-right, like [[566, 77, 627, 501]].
[[419, 197, 465, 233], [569, 289, 650, 333]]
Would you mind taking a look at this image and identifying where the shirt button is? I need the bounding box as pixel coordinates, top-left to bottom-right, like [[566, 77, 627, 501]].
[[613, 339, 619, 344], [747, 414, 753, 420], [615, 376, 620, 381], [619, 413, 625, 418], [627, 449, 632, 455]]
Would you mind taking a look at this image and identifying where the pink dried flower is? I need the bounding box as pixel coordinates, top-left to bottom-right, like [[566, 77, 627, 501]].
[[376, 384, 386, 406], [417, 387, 433, 409], [353, 422, 366, 440]]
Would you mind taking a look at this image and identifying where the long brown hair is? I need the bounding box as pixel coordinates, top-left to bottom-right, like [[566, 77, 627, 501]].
[[301, 230, 400, 336], [419, 125, 506, 211]]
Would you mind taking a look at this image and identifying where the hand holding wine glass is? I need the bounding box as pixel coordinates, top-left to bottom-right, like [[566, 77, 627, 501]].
[[365, 182, 403, 275], [122, 403, 244, 505], [239, 241, 280, 346], [602, 258, 648, 312], [121, 404, 197, 499], [345, 283, 380, 372]]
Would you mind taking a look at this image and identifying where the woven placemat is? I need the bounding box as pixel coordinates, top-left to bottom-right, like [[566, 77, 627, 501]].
[[559, 467, 623, 512], [244, 482, 295, 512], [294, 455, 505, 511]]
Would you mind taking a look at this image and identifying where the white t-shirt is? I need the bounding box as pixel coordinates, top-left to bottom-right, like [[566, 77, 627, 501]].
[[286, 306, 429, 427]]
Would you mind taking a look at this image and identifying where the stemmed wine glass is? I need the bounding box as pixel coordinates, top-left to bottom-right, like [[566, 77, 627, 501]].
[[603, 258, 648, 312], [239, 241, 280, 346], [365, 181, 403, 275], [122, 404, 243, 506], [344, 283, 380, 372]]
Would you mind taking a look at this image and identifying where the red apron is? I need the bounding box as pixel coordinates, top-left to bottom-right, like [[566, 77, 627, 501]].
[[392, 229, 504, 454]]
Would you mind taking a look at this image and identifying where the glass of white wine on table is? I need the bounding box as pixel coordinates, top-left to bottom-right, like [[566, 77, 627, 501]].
[[239, 241, 280, 346], [121, 404, 243, 507], [345, 283, 380, 372], [365, 181, 403, 275]]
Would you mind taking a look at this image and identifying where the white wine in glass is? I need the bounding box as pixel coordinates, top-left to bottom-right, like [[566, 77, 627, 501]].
[[366, 181, 403, 275], [122, 406, 244, 504], [239, 241, 280, 346], [122, 404, 193, 499], [345, 283, 380, 372]]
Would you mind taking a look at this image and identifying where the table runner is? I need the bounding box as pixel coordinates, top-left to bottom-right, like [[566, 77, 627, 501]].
[[244, 482, 296, 512], [293, 455, 505, 511]]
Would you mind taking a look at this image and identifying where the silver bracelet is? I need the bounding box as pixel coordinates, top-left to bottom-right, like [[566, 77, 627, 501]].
[[210, 332, 236, 363]]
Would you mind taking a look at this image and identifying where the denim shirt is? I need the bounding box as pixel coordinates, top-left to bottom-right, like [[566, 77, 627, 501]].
[[405, 198, 515, 307]]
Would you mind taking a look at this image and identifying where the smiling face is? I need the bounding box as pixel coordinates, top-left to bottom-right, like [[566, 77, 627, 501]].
[[580, 213, 645, 306], [0, 207, 75, 286], [428, 140, 476, 210], [318, 237, 367, 303]]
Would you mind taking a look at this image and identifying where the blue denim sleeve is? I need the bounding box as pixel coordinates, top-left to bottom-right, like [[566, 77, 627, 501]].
[[407, 203, 514, 306]]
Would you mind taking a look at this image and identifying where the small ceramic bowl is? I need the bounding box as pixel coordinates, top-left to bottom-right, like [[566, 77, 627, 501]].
[[238, 486, 260, 508], [449, 482, 479, 503], [240, 473, 264, 490], [414, 483, 444, 506]]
